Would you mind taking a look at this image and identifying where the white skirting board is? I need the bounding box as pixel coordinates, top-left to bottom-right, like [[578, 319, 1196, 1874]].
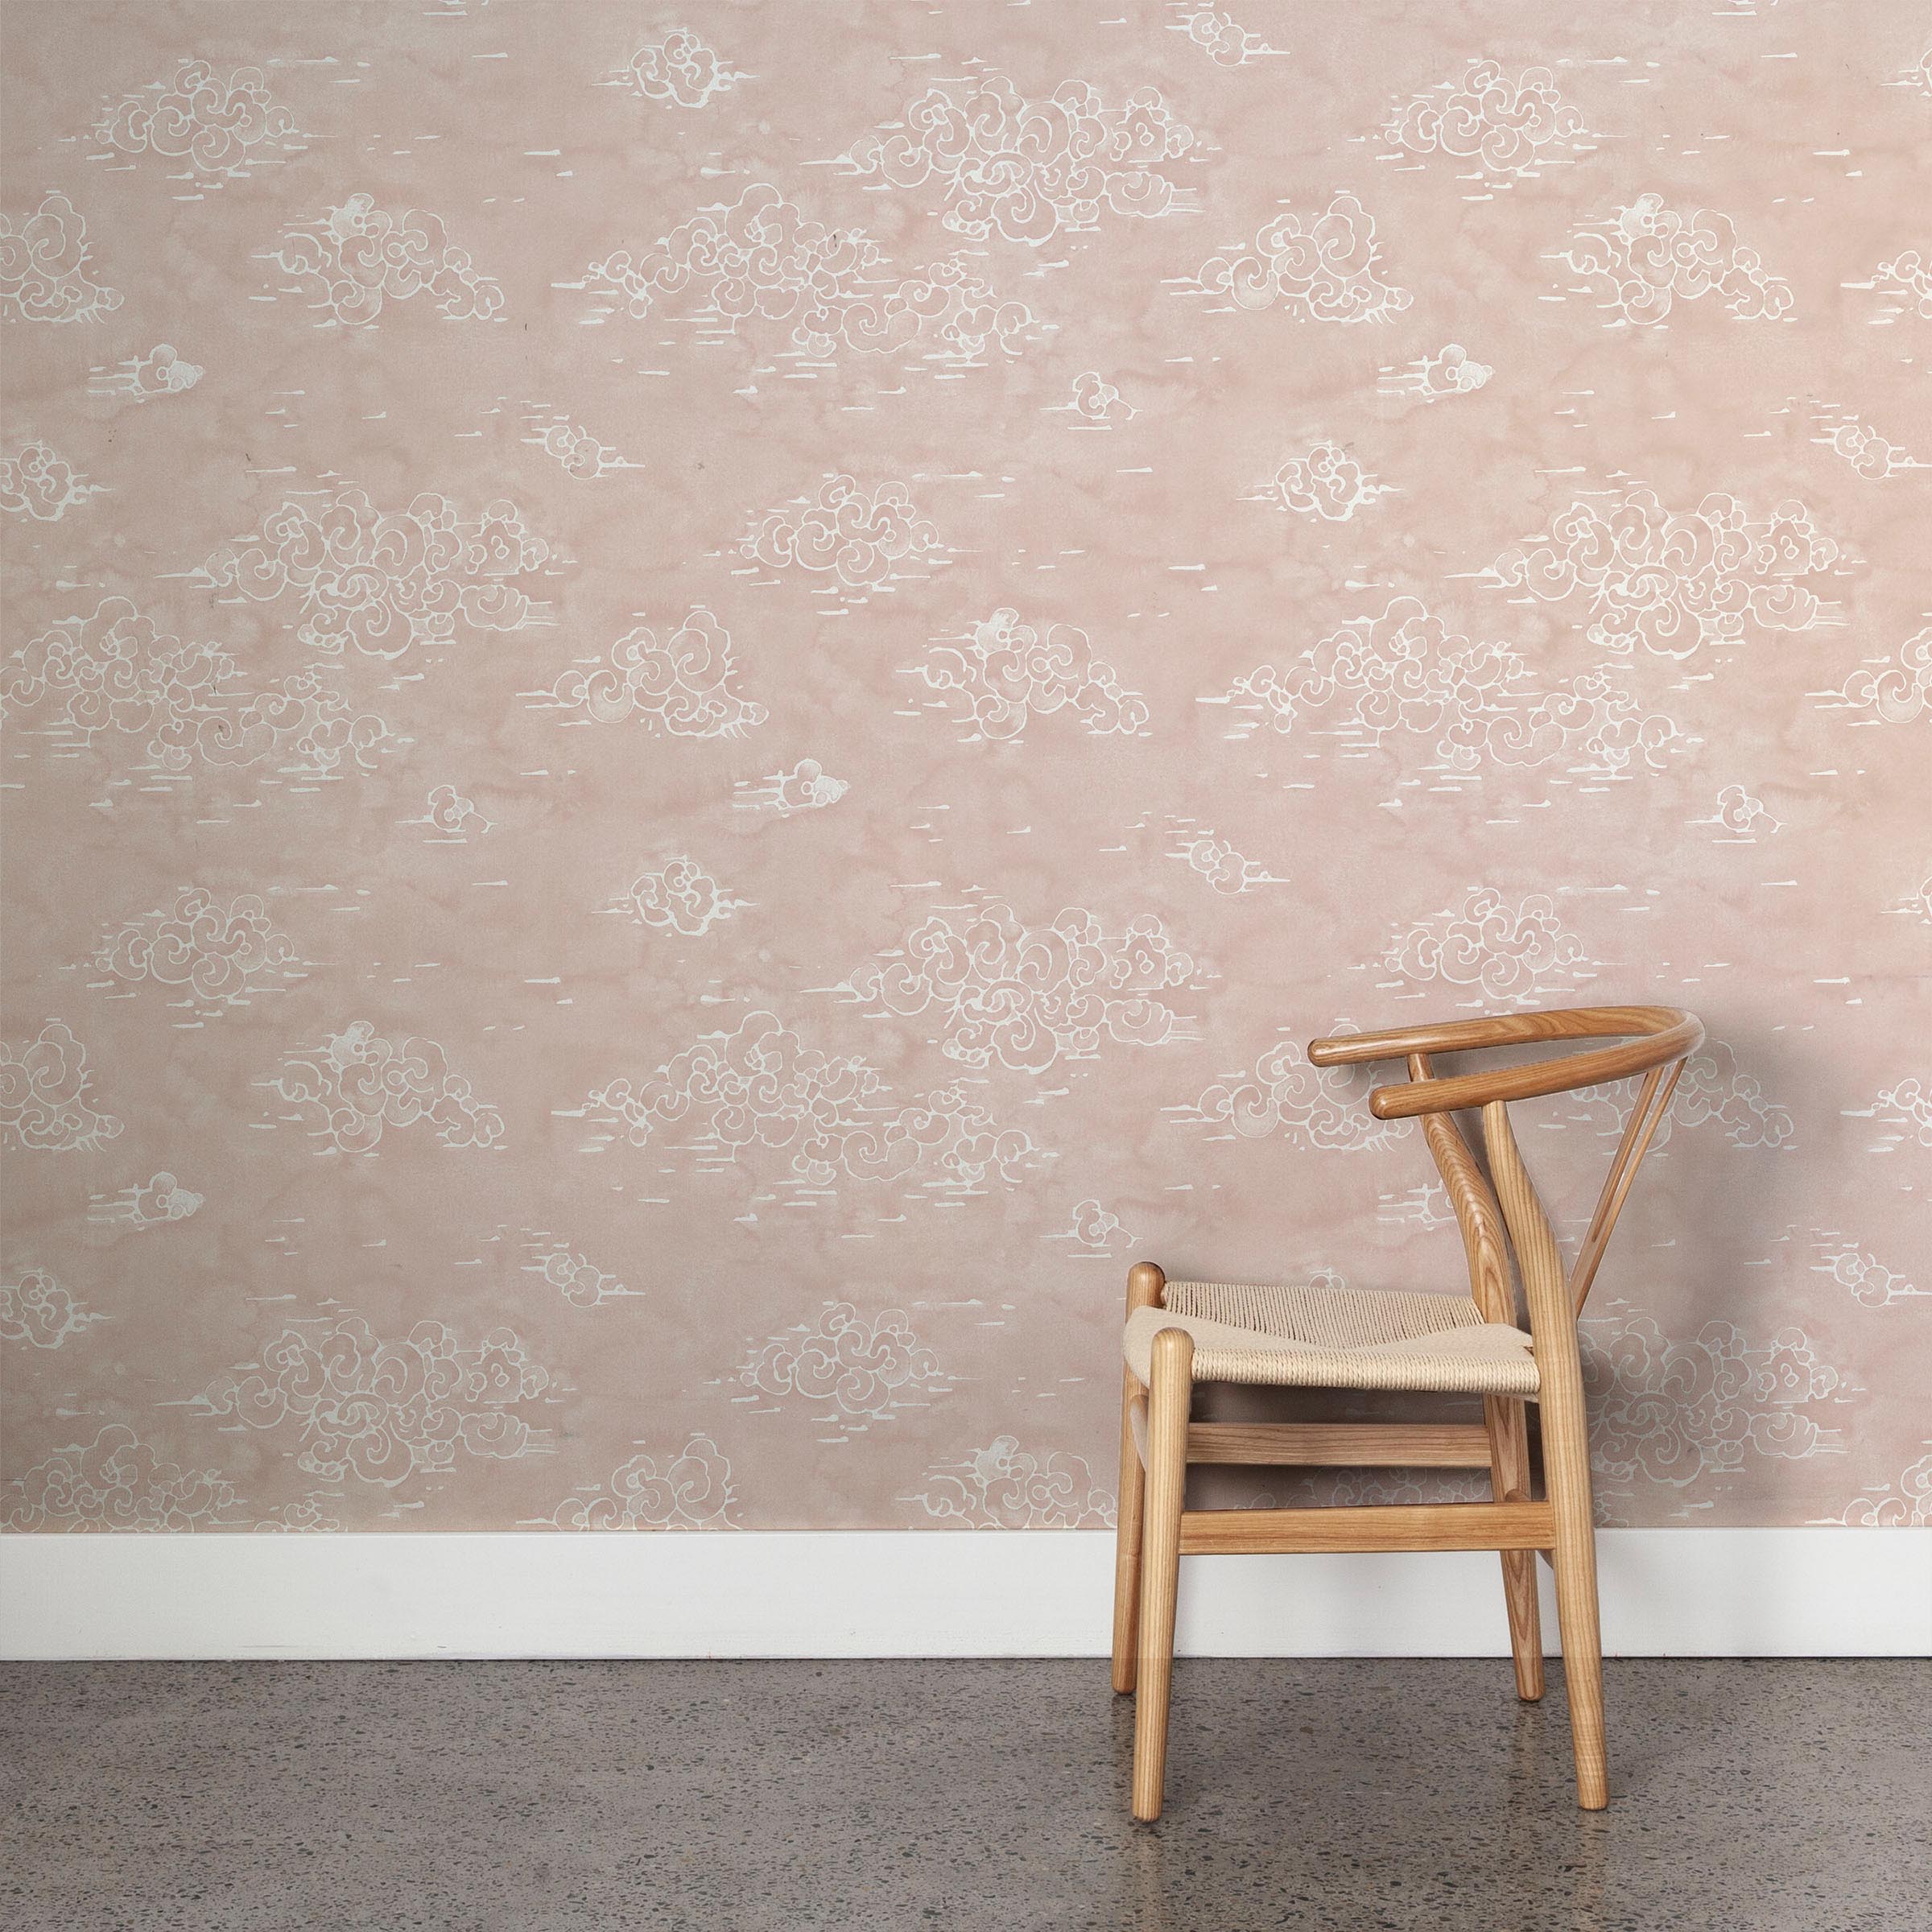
[[2, 1528, 1926, 1661]]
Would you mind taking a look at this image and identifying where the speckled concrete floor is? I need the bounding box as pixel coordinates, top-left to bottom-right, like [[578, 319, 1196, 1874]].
[[2, 1658, 1926, 1931]]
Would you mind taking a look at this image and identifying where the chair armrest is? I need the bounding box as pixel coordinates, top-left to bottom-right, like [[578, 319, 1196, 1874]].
[[1308, 1005, 1692, 1068], [1363, 1013, 1704, 1120]]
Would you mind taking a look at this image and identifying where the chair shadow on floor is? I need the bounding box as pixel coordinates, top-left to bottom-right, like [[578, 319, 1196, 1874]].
[[1104, 1662, 1615, 1930]]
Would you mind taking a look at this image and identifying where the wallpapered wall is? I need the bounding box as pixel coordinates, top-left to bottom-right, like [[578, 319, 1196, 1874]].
[[2, 2, 1926, 1537]]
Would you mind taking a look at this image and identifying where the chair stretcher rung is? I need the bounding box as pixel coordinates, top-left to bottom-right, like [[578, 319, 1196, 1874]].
[[1185, 1421, 1495, 1467], [1177, 1500, 1556, 1555], [1127, 1404, 1497, 1472]]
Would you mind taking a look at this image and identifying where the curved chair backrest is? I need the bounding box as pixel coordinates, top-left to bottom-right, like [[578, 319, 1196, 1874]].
[[1309, 1006, 1703, 1318]]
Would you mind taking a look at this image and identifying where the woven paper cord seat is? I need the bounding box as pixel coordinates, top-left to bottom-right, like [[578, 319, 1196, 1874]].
[[1123, 1278, 1538, 1397]]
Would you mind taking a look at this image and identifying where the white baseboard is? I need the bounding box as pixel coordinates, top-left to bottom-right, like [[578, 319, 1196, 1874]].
[[2, 1528, 1926, 1661]]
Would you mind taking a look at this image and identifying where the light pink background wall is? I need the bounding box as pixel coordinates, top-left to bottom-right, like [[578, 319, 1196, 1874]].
[[2, 2, 1926, 1534]]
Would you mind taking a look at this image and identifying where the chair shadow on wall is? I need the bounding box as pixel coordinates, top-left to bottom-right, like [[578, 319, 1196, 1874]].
[[1584, 1016, 1819, 1656]]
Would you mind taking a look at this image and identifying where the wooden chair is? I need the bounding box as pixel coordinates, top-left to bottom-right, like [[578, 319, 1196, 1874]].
[[1111, 1004, 1703, 1820]]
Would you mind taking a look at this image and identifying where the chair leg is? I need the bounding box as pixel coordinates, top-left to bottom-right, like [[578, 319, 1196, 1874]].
[[1111, 1365, 1146, 1694], [1484, 1395, 1544, 1702], [1113, 1261, 1165, 1695], [1543, 1385, 1608, 1809], [1130, 1325, 1191, 1823]]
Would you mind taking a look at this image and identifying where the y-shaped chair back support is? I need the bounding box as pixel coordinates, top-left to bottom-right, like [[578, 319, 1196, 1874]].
[[1310, 1005, 1700, 1808], [1115, 1004, 1701, 1821], [1317, 1005, 1700, 1319]]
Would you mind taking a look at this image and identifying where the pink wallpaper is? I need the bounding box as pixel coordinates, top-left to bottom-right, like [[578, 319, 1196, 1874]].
[[2, 2, 1927, 1536]]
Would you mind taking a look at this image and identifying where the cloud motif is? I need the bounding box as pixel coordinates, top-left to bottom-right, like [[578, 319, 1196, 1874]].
[[0, 1269, 104, 1349], [0, 190, 122, 323], [1382, 887, 1590, 1006], [525, 412, 635, 479], [1168, 823, 1282, 896], [198, 487, 557, 659], [199, 671, 393, 781], [614, 28, 741, 108], [1054, 1199, 1134, 1252], [1810, 1236, 1921, 1310], [733, 758, 848, 815], [1195, 191, 1410, 322], [262, 193, 503, 326], [539, 609, 765, 736], [840, 901, 1198, 1072], [1382, 60, 1591, 180], [419, 784, 489, 839], [1257, 1468, 1492, 1511], [92, 59, 303, 178], [1846, 248, 1932, 324], [93, 887, 299, 1010], [1675, 1041, 1796, 1149], [1176, 8, 1276, 67], [0, 1021, 123, 1153], [196, 1314, 555, 1488], [1182, 1029, 1406, 1152], [1847, 1076, 1932, 1153], [573, 1009, 1042, 1198], [1820, 412, 1922, 481], [908, 1436, 1115, 1527], [88, 1171, 204, 1231], [742, 474, 944, 597], [0, 440, 101, 519], [266, 1022, 505, 1154], [1065, 371, 1133, 424], [1835, 1454, 1932, 1528], [548, 1438, 736, 1529], [1487, 487, 1842, 657], [1378, 1181, 1455, 1231], [1553, 193, 1794, 325], [580, 183, 1040, 368], [1706, 785, 1780, 838], [1208, 597, 1682, 777], [1876, 1080, 1932, 1148], [740, 1302, 950, 1421], [843, 75, 1197, 244], [914, 607, 1149, 742], [1378, 342, 1491, 403], [3, 597, 395, 786], [619, 857, 741, 935], [3, 1425, 237, 1530], [523, 1238, 631, 1309], [1866, 249, 1932, 321], [258, 1496, 345, 1534], [1266, 440, 1387, 519], [1829, 625, 1931, 725], [90, 342, 201, 403], [1584, 1304, 1845, 1524], [2, 599, 237, 756]]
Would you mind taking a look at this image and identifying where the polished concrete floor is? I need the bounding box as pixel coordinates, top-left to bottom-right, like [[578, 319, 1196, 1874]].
[[3, 1658, 1926, 1931]]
